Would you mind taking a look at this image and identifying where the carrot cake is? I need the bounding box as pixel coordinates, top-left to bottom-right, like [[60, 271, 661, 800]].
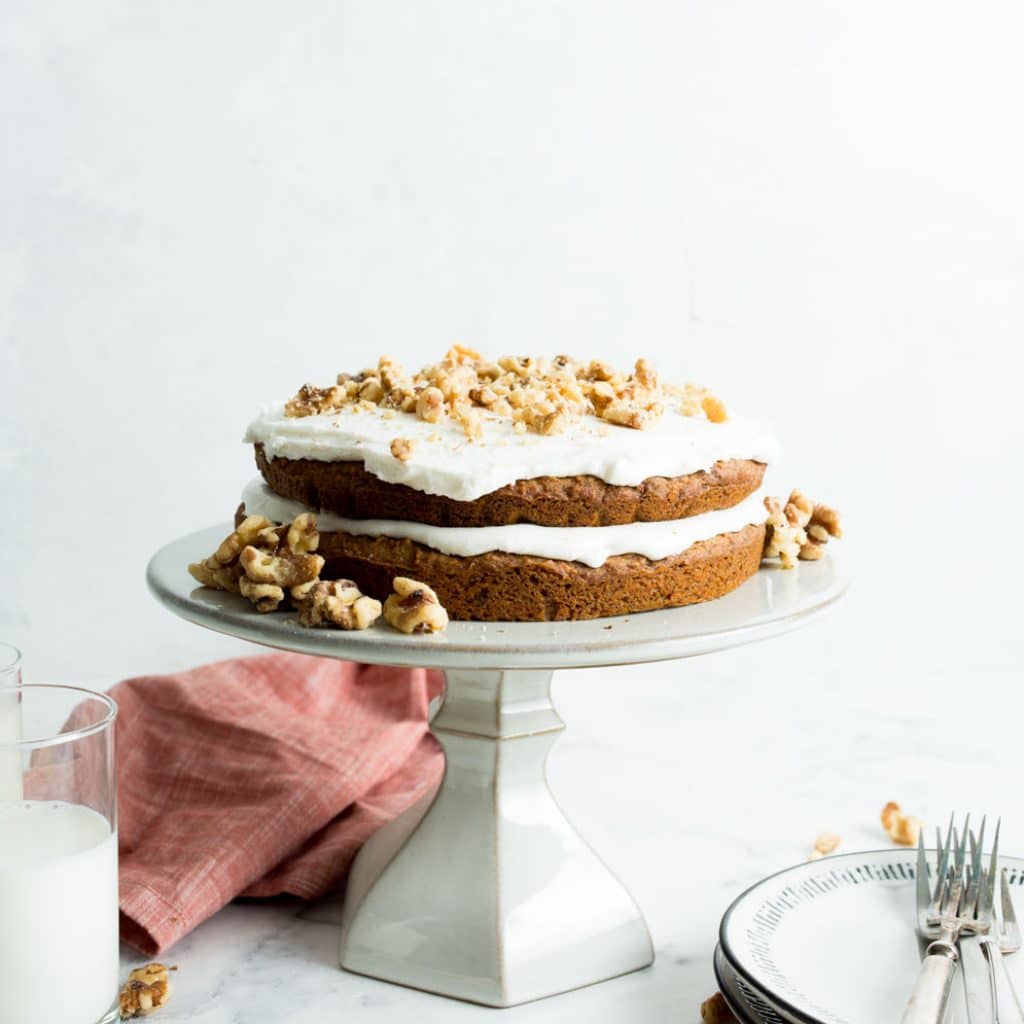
[[234, 348, 779, 621]]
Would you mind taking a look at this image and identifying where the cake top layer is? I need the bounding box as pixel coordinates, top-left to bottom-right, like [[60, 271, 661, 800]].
[[246, 349, 779, 502]]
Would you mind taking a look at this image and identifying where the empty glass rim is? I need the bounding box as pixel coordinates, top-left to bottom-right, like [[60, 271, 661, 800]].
[[1, 683, 118, 750], [0, 642, 20, 674]]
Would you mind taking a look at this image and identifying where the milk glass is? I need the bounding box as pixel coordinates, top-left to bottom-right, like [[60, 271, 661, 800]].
[[0, 680, 119, 1024], [0, 644, 21, 800]]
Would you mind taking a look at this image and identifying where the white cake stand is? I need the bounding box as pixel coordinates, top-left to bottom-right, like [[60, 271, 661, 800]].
[[147, 525, 847, 1008]]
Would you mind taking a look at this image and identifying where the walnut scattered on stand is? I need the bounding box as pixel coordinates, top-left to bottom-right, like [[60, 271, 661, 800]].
[[383, 577, 450, 634], [188, 514, 375, 628], [292, 579, 382, 630], [763, 490, 843, 568]]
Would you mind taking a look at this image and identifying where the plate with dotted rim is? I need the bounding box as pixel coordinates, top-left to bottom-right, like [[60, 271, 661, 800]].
[[719, 847, 1024, 1024], [714, 945, 789, 1023]]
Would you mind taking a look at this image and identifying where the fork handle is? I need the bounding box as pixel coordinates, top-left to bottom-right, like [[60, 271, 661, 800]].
[[900, 943, 958, 1024], [983, 939, 1024, 1024]]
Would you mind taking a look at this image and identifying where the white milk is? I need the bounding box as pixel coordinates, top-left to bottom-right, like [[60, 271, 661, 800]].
[[0, 801, 119, 1023]]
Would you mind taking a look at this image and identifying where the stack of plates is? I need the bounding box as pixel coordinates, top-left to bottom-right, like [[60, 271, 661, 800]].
[[714, 848, 1024, 1024]]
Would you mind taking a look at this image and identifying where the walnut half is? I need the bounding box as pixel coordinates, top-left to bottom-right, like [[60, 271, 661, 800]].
[[383, 577, 449, 634], [762, 490, 843, 567], [119, 963, 176, 1018], [292, 580, 382, 630]]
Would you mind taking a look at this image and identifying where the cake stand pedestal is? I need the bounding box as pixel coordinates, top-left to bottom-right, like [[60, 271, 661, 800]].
[[147, 525, 847, 1008]]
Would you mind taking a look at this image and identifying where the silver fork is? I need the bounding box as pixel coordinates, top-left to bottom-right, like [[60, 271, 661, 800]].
[[903, 817, 968, 1024], [950, 819, 1023, 1024], [980, 862, 1024, 1022], [960, 819, 1000, 1024]]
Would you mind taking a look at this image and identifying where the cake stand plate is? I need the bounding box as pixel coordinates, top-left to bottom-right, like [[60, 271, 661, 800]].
[[147, 525, 848, 1008]]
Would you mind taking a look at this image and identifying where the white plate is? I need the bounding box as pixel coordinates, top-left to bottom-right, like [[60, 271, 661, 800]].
[[714, 945, 789, 1023], [719, 848, 1024, 1024]]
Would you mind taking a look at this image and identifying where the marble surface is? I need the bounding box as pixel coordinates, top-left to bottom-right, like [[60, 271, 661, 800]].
[[109, 609, 1024, 1023]]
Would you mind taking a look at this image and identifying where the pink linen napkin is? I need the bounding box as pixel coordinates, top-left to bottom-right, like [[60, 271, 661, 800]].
[[112, 652, 444, 955]]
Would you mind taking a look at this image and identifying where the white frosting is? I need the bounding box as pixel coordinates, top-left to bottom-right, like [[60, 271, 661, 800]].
[[240, 478, 767, 568], [245, 401, 779, 502]]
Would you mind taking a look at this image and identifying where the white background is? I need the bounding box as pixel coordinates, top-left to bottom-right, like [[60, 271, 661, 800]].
[[3, 2, 1024, 1017]]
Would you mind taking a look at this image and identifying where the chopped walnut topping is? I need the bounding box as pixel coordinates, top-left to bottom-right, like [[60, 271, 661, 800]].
[[881, 802, 923, 846], [701, 991, 738, 1023], [292, 580, 382, 630], [416, 386, 445, 423], [383, 577, 449, 634], [119, 963, 176, 1018], [809, 831, 841, 860], [281, 350, 728, 440], [762, 490, 843, 567], [390, 437, 416, 462]]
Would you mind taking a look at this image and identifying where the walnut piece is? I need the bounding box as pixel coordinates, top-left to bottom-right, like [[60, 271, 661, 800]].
[[187, 515, 278, 592], [119, 963, 176, 1018], [809, 831, 841, 860], [286, 512, 319, 554], [762, 490, 843, 567], [383, 577, 450, 634], [701, 991, 738, 1023], [281, 350, 729, 440], [190, 513, 388, 627], [881, 801, 923, 846], [762, 495, 806, 569], [239, 547, 324, 587], [390, 437, 416, 462], [292, 580, 382, 630], [239, 576, 285, 612]]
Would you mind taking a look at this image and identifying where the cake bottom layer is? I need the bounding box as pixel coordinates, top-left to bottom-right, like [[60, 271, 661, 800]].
[[237, 504, 765, 621]]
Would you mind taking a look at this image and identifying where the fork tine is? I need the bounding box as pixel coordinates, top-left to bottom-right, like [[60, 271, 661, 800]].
[[930, 814, 955, 914], [965, 828, 982, 918], [916, 827, 931, 917], [980, 818, 999, 917], [954, 820, 969, 878], [1001, 866, 1019, 938]]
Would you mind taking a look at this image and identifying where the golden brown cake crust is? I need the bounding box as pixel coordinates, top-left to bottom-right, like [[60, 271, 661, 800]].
[[236, 504, 764, 621], [254, 444, 765, 528]]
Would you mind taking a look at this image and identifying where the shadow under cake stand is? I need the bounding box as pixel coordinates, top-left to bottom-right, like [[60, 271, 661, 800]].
[[147, 525, 847, 1008]]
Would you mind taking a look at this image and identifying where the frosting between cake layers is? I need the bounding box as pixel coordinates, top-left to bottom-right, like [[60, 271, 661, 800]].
[[240, 477, 767, 568], [245, 401, 780, 503]]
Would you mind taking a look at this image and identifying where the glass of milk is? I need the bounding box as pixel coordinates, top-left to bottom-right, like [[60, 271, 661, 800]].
[[0, 644, 21, 801], [0, 676, 120, 1024]]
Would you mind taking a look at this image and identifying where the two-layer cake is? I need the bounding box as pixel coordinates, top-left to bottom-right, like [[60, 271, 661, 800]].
[[236, 349, 778, 621]]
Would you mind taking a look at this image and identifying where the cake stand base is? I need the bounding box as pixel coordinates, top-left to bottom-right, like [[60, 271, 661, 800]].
[[339, 669, 654, 1007], [148, 526, 847, 1009]]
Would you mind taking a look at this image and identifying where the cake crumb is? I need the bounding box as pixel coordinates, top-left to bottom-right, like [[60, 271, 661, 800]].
[[809, 831, 841, 860]]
